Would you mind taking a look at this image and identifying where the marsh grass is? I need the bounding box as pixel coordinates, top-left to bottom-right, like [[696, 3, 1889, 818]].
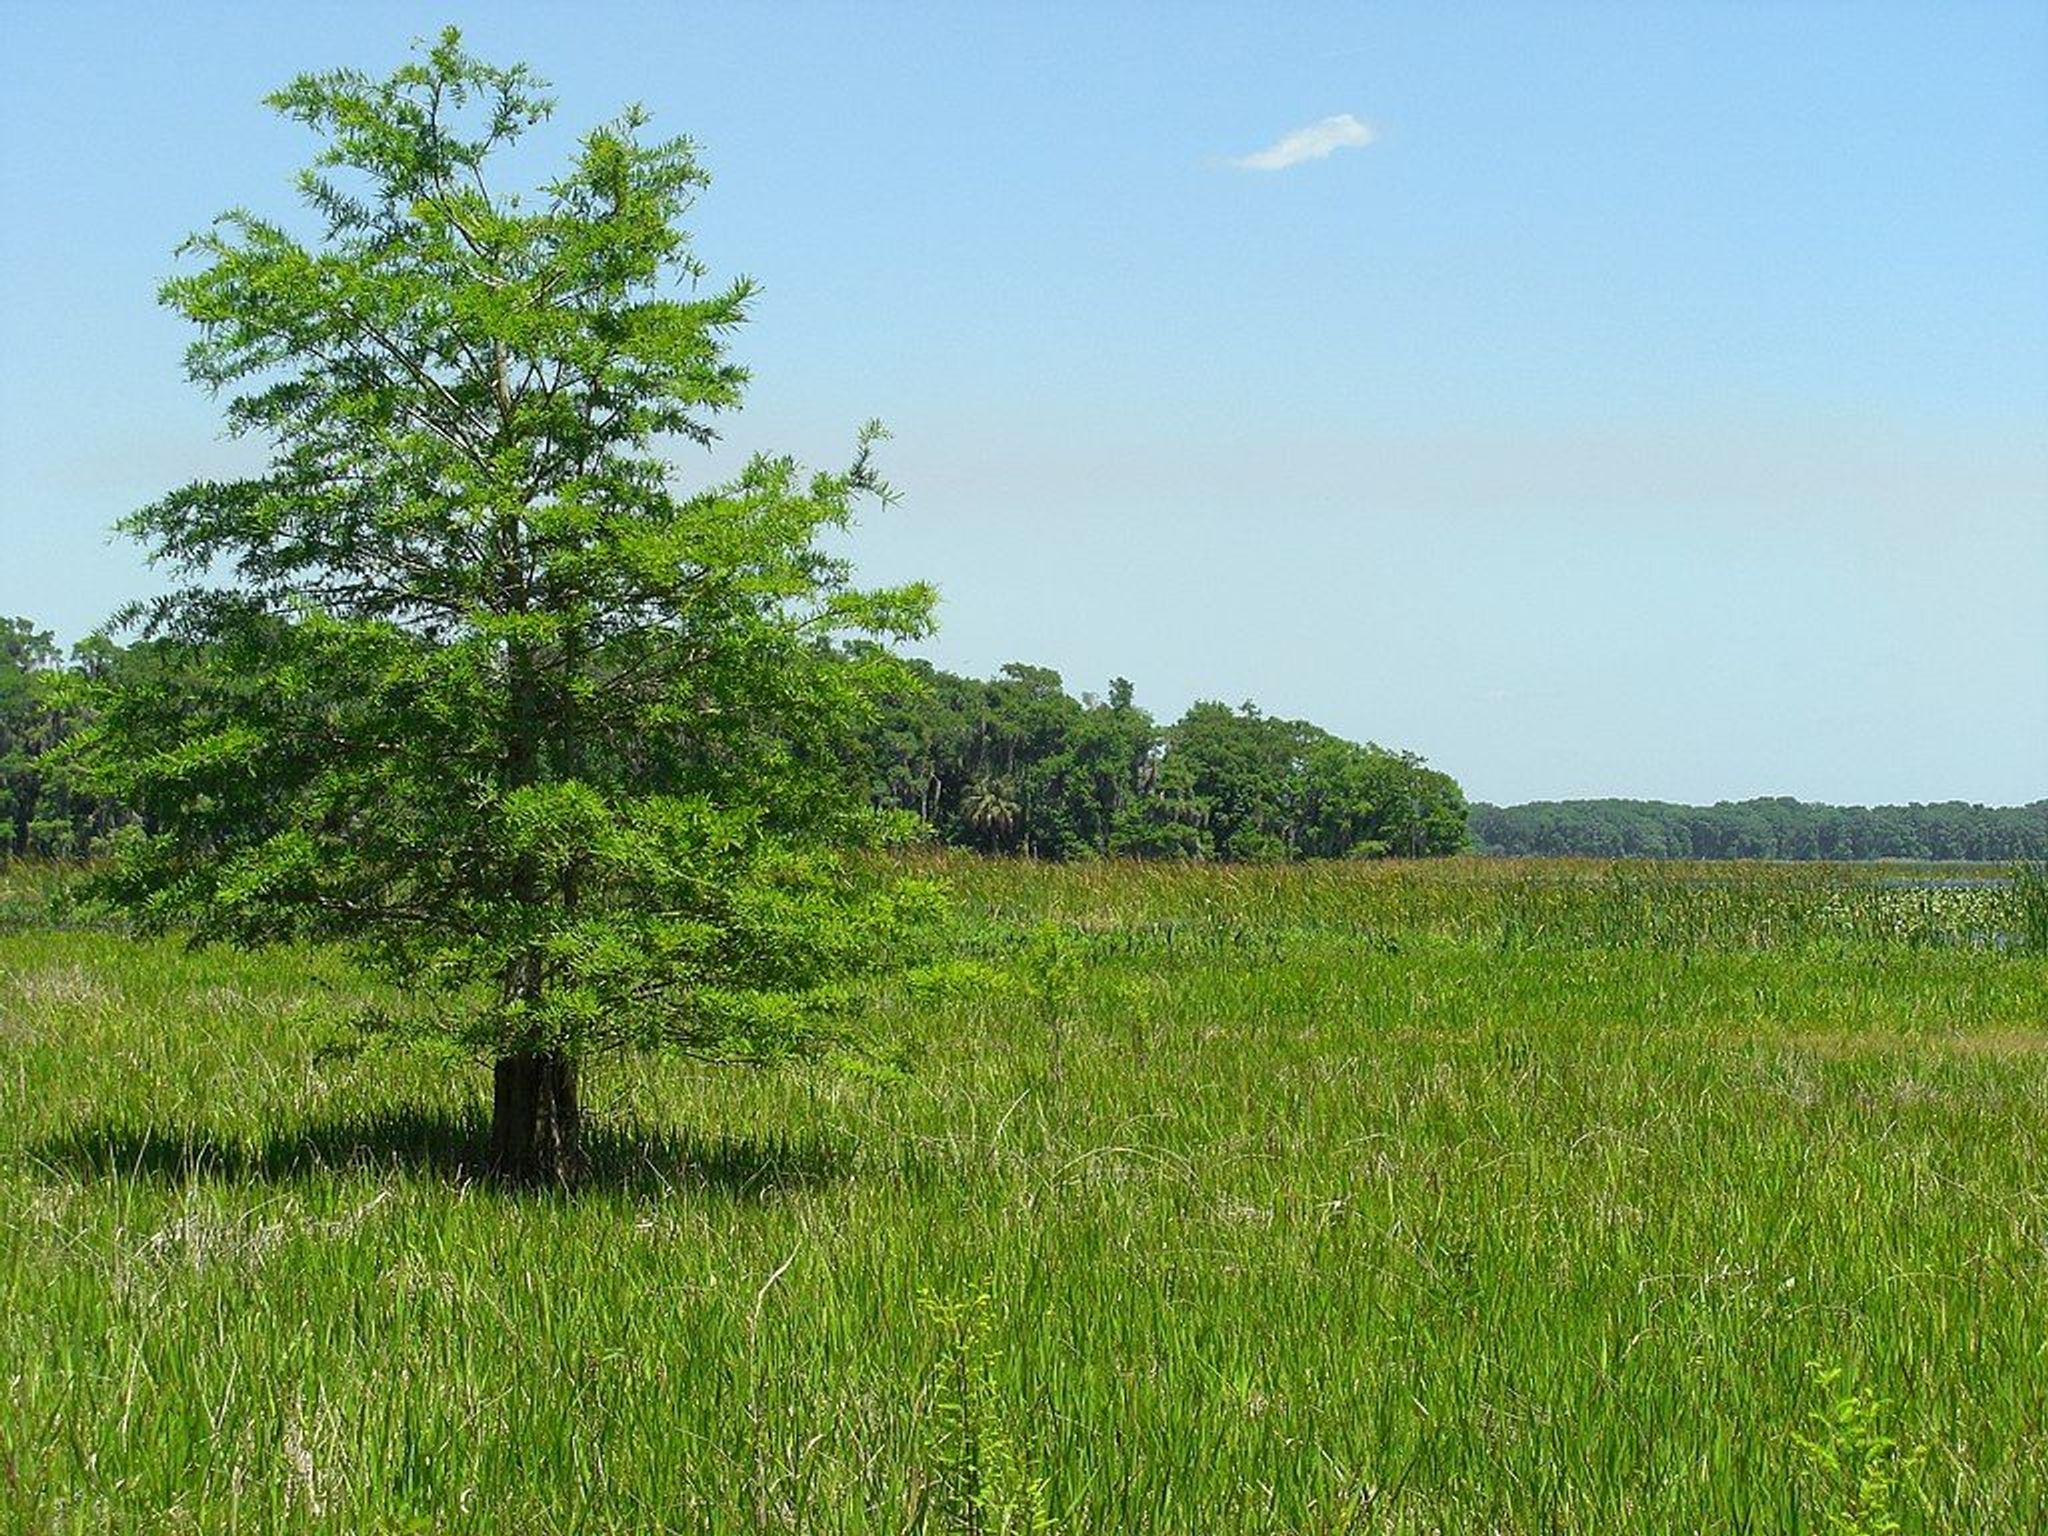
[[2011, 861, 2048, 952], [2, 855, 2045, 1532]]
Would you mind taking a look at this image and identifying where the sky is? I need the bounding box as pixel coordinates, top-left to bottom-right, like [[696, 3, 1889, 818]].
[[2, 1, 2044, 806]]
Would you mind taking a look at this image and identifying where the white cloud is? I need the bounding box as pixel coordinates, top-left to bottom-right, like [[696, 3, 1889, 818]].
[[1228, 113, 1376, 172]]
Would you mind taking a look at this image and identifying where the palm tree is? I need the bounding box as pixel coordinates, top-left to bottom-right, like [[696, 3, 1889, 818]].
[[961, 776, 1021, 852]]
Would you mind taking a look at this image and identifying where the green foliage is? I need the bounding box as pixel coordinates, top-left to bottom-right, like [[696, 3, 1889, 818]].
[[0, 617, 58, 854], [863, 662, 1468, 862], [2010, 862, 2048, 951], [915, 1290, 1057, 1535], [67, 31, 937, 1162], [0, 619, 132, 859], [1794, 1363, 1929, 1535], [1016, 922, 1083, 1089], [1472, 796, 2048, 861], [1166, 700, 1467, 861]]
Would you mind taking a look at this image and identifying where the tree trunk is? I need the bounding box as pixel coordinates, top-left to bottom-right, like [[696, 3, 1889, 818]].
[[489, 1050, 586, 1185]]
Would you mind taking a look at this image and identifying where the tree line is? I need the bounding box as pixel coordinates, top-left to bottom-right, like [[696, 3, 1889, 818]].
[[861, 657, 1469, 860], [20, 618, 2042, 869], [3, 622, 1472, 864], [1470, 797, 2048, 861], [0, 618, 127, 858]]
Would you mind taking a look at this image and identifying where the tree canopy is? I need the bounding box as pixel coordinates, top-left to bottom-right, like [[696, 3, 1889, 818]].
[[860, 658, 1469, 861], [68, 30, 939, 1181], [1470, 798, 2048, 861]]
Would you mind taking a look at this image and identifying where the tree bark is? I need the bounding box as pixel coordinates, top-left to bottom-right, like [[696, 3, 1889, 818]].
[[489, 1050, 586, 1185]]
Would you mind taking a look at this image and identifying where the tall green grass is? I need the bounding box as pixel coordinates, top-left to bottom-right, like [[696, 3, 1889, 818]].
[[2, 856, 2044, 1532]]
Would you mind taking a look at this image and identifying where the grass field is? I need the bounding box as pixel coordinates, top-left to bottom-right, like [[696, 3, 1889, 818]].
[[3, 856, 2045, 1533]]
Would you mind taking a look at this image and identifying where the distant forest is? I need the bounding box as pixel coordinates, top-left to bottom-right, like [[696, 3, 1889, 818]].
[[1471, 798, 2048, 862], [859, 657, 1468, 861], [10, 615, 2041, 865]]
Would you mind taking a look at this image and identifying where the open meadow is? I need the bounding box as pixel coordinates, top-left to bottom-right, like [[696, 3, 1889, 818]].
[[3, 855, 2045, 1533]]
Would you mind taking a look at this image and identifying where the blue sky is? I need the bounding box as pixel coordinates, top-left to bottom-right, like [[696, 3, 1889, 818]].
[[3, 1, 2044, 805]]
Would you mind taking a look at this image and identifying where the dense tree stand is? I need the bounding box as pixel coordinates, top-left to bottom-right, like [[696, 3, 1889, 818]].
[[490, 1052, 586, 1186]]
